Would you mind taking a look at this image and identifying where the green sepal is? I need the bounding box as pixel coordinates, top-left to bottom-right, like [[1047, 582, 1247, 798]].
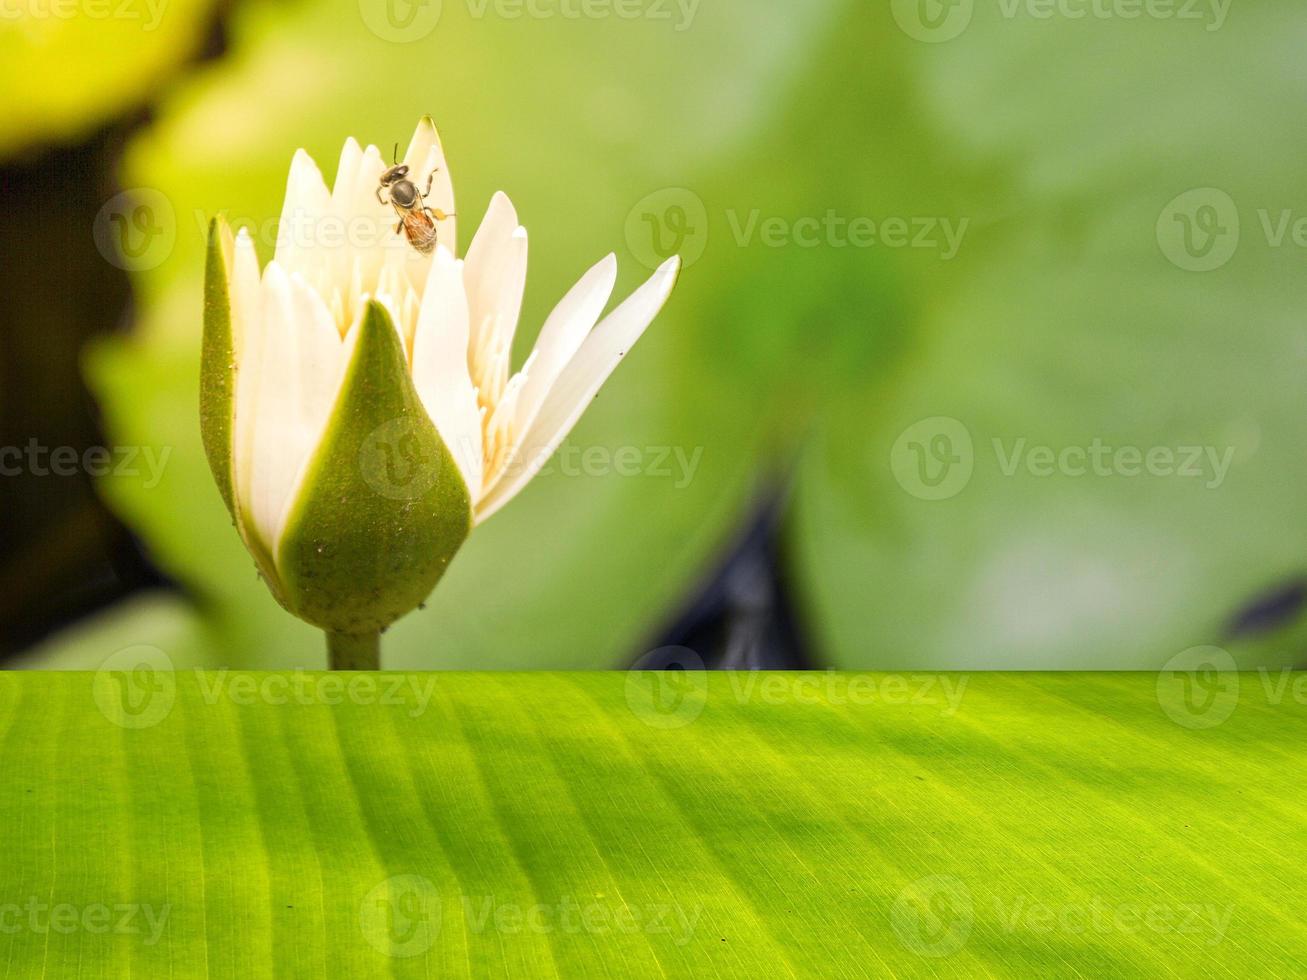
[[200, 215, 236, 516], [275, 299, 473, 634], [199, 216, 286, 604]]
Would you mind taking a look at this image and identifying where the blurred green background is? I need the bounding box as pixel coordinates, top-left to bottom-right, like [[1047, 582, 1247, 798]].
[[5, 0, 1307, 670]]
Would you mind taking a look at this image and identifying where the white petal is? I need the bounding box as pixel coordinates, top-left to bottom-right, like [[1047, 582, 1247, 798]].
[[352, 144, 391, 289], [274, 149, 331, 280], [287, 272, 350, 449], [245, 263, 348, 553], [331, 138, 364, 205], [472, 256, 680, 523], [413, 247, 483, 500], [322, 138, 364, 294], [463, 193, 527, 390], [402, 116, 440, 179], [229, 226, 262, 361], [513, 254, 617, 447], [271, 274, 353, 549]]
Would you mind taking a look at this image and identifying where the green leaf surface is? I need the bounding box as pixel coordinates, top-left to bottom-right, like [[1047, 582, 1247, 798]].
[[779, 6, 1307, 668], [0, 671, 1302, 976]]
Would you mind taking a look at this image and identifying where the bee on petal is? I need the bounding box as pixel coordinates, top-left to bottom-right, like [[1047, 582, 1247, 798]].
[[376, 143, 453, 254]]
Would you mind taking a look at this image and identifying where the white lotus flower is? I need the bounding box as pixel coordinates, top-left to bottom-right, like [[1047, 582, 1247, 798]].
[[201, 117, 679, 659]]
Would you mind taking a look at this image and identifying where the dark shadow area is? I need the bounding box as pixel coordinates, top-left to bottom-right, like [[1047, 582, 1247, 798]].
[[634, 485, 816, 670]]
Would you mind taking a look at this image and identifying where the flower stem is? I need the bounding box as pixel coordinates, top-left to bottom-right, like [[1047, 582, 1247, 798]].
[[326, 630, 381, 670]]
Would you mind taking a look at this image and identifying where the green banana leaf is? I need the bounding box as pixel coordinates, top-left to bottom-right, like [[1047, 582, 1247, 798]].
[[1, 670, 1302, 976]]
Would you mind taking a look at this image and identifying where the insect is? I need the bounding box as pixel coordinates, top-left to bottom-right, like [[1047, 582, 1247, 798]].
[[376, 143, 453, 255]]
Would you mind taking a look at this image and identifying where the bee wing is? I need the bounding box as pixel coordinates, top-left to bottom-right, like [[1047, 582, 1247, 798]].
[[401, 209, 438, 254]]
